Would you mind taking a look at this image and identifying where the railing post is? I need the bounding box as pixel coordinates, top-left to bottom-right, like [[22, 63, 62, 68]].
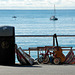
[[53, 35, 55, 46], [71, 47, 72, 51], [29, 49, 30, 55], [37, 48, 39, 62], [29, 48, 30, 55], [45, 48, 46, 53]]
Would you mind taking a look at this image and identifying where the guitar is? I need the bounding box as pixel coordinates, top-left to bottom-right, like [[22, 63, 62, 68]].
[[53, 34, 66, 63]]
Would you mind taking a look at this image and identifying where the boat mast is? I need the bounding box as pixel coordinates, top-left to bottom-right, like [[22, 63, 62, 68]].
[[54, 4, 56, 16]]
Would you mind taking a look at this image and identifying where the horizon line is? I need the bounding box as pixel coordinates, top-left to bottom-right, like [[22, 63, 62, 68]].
[[0, 8, 75, 10]]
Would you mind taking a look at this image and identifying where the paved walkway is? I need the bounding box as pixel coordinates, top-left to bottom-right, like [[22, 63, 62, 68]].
[[0, 64, 75, 75]]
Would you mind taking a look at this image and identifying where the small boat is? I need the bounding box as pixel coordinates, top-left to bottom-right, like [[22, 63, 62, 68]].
[[50, 16, 58, 21], [50, 5, 58, 21], [12, 16, 17, 18]]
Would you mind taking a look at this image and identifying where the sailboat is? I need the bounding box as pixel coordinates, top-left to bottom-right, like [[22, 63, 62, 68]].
[[50, 4, 58, 21]]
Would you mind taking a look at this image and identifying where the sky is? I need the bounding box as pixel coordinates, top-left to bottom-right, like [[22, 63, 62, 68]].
[[0, 0, 75, 9]]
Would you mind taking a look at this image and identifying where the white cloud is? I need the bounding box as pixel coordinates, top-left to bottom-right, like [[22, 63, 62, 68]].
[[0, 0, 75, 9], [48, 0, 61, 4], [68, 0, 75, 3]]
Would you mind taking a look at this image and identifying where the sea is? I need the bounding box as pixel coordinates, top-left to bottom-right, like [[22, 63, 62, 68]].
[[0, 9, 75, 63]]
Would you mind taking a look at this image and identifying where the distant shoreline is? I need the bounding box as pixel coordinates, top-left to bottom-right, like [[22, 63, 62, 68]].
[[0, 9, 75, 11]]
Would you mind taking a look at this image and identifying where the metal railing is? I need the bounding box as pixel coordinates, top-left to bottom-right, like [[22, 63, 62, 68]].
[[15, 34, 75, 60], [15, 34, 75, 51], [15, 35, 75, 37]]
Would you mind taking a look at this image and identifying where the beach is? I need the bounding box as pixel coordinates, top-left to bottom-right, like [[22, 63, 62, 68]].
[[0, 64, 75, 75]]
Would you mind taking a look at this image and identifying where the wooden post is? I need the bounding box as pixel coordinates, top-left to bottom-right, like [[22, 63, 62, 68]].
[[45, 48, 46, 53], [71, 47, 72, 50], [29, 48, 30, 55], [29, 49, 30, 55], [53, 35, 55, 46], [37, 48, 39, 62]]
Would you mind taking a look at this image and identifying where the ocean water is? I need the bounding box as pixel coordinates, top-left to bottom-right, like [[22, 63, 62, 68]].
[[0, 10, 75, 63]]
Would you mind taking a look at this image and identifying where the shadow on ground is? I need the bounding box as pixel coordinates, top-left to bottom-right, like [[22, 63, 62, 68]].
[[0, 63, 75, 67], [13, 64, 41, 68], [0, 63, 42, 68]]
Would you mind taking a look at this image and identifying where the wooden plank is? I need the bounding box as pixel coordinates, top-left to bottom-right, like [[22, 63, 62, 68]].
[[45, 46, 72, 48], [62, 49, 75, 51], [23, 49, 75, 51], [61, 47, 72, 48], [28, 47, 37, 50]]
